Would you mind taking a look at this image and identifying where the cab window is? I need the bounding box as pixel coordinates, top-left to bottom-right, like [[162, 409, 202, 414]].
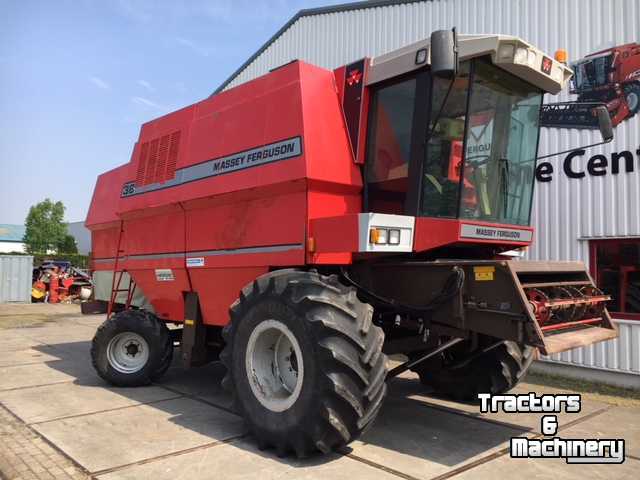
[[420, 62, 471, 218], [365, 77, 417, 214]]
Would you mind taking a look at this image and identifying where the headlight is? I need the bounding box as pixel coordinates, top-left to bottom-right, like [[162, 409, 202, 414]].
[[388, 229, 401, 245], [369, 227, 405, 246], [498, 44, 515, 62], [514, 47, 528, 65]]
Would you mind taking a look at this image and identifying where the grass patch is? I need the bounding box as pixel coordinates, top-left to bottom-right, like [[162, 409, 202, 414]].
[[524, 371, 640, 407]]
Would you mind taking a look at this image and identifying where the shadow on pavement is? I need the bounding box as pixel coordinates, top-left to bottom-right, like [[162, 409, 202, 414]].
[[33, 340, 528, 470]]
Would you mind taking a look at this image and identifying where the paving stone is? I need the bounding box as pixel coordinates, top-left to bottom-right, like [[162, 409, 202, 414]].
[[0, 404, 88, 480], [0, 380, 180, 424], [16, 327, 95, 347], [454, 452, 638, 479], [349, 395, 525, 479], [96, 439, 400, 480], [0, 362, 93, 392], [388, 372, 608, 435], [0, 333, 45, 353], [559, 405, 640, 457], [160, 361, 230, 408], [33, 397, 245, 473]]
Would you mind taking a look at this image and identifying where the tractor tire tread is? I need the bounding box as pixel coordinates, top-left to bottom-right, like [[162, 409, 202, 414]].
[[220, 269, 387, 457]]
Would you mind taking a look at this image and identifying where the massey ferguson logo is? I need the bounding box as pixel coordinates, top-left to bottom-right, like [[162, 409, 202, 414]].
[[346, 69, 362, 86]]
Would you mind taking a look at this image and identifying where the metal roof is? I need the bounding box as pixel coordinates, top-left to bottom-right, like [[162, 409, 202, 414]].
[[213, 0, 430, 94], [0, 224, 26, 243]]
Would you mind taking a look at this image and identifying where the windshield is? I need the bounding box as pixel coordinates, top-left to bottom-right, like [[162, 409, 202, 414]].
[[571, 54, 612, 91], [419, 59, 542, 226], [459, 59, 542, 225]]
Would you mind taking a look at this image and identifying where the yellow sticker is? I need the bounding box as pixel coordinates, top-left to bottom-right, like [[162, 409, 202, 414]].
[[184, 319, 195, 326], [474, 266, 495, 281]]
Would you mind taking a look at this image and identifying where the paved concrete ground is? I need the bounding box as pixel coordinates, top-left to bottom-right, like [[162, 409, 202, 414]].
[[0, 304, 638, 480]]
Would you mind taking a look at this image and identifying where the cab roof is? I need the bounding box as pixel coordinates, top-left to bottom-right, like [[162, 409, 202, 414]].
[[368, 34, 573, 95]]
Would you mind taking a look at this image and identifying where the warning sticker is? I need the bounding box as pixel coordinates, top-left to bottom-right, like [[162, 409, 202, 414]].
[[155, 269, 175, 282], [474, 266, 495, 281], [186, 257, 205, 268]]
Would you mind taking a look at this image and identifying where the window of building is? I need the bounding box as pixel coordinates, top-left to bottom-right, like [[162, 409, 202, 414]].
[[590, 239, 640, 320]]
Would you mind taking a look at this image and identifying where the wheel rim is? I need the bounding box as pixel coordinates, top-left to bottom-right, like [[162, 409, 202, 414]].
[[245, 319, 304, 412], [106, 332, 150, 374], [628, 91, 639, 113]]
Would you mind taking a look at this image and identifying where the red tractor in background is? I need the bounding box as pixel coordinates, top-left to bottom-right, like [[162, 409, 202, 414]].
[[86, 31, 617, 457], [541, 42, 640, 128]]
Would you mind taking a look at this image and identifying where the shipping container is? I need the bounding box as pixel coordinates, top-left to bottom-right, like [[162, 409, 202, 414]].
[[0, 255, 34, 303]]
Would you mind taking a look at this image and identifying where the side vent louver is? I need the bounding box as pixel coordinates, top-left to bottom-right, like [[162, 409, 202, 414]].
[[135, 130, 182, 186]]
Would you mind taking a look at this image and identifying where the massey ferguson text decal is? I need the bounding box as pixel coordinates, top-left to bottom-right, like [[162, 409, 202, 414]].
[[121, 137, 302, 197], [460, 224, 533, 242]]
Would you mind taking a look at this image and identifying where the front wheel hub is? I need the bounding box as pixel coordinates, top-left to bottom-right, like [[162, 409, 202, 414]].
[[245, 319, 304, 412]]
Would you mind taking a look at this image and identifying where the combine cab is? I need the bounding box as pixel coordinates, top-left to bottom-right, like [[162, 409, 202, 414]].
[[541, 43, 640, 128], [86, 32, 616, 456]]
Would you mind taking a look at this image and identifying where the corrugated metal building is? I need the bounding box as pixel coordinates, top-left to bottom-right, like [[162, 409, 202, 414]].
[[0, 224, 26, 253], [215, 0, 640, 384], [0, 255, 33, 303], [67, 221, 91, 255]]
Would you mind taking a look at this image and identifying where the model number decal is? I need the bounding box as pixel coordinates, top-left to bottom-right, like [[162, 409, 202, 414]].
[[121, 137, 303, 198]]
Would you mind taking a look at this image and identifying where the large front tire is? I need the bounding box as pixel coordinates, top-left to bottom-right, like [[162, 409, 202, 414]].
[[625, 82, 640, 116], [411, 340, 534, 401], [221, 270, 387, 457], [91, 309, 173, 387]]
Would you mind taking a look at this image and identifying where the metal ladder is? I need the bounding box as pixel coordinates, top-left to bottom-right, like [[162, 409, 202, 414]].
[[107, 221, 137, 319]]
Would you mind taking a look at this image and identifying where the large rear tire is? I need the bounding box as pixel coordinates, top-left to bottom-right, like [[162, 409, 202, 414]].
[[411, 340, 534, 401], [221, 269, 387, 457], [91, 309, 173, 387]]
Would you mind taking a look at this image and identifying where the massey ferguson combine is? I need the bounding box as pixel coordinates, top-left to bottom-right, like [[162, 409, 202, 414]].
[[86, 31, 618, 457], [541, 42, 640, 128]]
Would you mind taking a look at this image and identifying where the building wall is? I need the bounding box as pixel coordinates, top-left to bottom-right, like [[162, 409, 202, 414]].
[[222, 0, 640, 375], [224, 0, 639, 98], [0, 255, 33, 303], [67, 221, 91, 255], [0, 242, 25, 254]]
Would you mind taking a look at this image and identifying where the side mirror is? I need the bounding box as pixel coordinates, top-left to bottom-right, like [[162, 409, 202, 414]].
[[431, 28, 458, 79], [595, 106, 614, 143]]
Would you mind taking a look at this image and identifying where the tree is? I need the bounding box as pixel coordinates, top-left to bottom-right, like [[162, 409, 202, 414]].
[[23, 199, 68, 254], [57, 234, 78, 254]]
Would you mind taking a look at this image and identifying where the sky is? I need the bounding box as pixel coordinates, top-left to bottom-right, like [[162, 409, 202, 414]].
[[0, 0, 345, 224]]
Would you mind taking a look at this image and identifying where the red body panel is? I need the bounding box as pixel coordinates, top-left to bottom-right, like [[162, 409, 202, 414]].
[[413, 218, 532, 251], [87, 61, 358, 324], [86, 59, 536, 326]]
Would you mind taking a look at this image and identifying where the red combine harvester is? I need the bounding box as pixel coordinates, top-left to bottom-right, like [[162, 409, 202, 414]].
[[541, 42, 640, 128], [86, 32, 617, 456]]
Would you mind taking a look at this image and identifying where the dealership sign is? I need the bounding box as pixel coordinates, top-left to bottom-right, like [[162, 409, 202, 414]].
[[535, 146, 640, 182]]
